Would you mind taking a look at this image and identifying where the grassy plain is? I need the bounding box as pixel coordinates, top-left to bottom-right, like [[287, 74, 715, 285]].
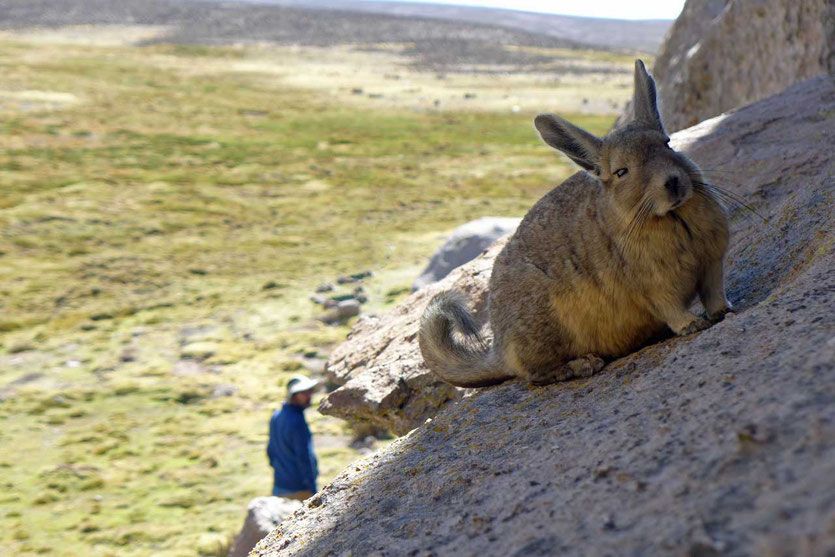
[[0, 31, 621, 556]]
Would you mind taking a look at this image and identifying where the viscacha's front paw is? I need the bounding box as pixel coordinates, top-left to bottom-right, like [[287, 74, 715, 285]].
[[708, 305, 733, 323], [678, 316, 711, 336]]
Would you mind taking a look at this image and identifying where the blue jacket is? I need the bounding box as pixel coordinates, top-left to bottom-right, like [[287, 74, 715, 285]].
[[267, 403, 318, 494]]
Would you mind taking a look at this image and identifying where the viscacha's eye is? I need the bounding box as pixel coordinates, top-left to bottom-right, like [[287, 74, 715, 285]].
[[614, 168, 629, 178]]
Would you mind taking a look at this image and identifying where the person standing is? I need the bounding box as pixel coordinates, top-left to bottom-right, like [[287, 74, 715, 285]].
[[267, 375, 320, 500]]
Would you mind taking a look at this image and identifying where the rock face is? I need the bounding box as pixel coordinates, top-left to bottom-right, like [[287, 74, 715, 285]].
[[227, 496, 300, 557], [413, 217, 520, 290], [618, 0, 834, 133], [256, 77, 835, 555]]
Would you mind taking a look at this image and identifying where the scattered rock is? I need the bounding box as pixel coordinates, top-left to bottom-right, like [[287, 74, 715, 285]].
[[315, 283, 334, 293], [180, 342, 218, 360], [413, 216, 521, 290], [173, 360, 208, 376], [349, 435, 377, 450], [317, 299, 362, 324], [228, 496, 302, 557], [211, 383, 237, 398], [337, 300, 360, 319], [179, 325, 217, 340], [8, 372, 44, 386]]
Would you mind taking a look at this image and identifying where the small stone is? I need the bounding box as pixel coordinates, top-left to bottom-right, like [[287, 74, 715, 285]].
[[180, 342, 218, 360], [337, 300, 361, 319], [212, 384, 237, 398]]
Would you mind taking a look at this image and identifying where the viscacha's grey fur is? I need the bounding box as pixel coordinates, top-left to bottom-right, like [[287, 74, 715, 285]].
[[419, 60, 731, 387]]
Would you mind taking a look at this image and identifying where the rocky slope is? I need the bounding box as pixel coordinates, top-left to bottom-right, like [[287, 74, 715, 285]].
[[256, 76, 835, 555], [620, 0, 834, 132], [320, 74, 835, 436]]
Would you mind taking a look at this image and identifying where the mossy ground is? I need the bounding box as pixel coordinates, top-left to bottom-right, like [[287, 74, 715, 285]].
[[0, 35, 617, 556]]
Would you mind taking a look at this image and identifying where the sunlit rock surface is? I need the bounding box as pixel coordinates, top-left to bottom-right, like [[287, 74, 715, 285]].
[[617, 0, 833, 132]]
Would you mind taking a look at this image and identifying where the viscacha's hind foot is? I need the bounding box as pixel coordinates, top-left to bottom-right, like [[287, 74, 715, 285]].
[[562, 354, 605, 379], [529, 354, 605, 385]]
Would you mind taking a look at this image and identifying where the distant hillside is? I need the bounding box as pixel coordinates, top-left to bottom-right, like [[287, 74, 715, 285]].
[[0, 0, 665, 73], [0, 0, 670, 55], [250, 0, 673, 52]]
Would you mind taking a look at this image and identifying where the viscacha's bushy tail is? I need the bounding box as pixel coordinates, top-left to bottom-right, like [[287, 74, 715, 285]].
[[418, 290, 513, 388]]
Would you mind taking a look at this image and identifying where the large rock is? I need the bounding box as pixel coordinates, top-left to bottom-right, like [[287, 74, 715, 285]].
[[617, 0, 833, 133], [227, 496, 300, 557], [413, 217, 521, 290], [320, 75, 835, 436], [253, 76, 835, 556]]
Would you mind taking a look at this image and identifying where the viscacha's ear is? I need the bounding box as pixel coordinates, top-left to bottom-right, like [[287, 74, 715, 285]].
[[534, 114, 603, 174], [632, 59, 665, 133]]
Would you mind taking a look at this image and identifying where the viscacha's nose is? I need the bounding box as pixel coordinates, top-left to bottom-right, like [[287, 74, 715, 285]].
[[664, 176, 680, 198]]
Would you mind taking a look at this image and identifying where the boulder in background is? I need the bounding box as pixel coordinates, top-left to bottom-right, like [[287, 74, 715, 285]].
[[227, 496, 301, 557], [413, 217, 520, 290]]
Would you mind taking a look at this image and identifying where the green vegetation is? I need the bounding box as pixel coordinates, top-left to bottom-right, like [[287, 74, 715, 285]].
[[0, 37, 616, 556]]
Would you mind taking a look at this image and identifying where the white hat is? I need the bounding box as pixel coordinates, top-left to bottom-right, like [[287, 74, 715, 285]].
[[286, 375, 320, 396]]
